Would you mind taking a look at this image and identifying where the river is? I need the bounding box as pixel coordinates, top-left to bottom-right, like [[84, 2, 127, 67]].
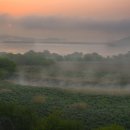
[[0, 42, 129, 56]]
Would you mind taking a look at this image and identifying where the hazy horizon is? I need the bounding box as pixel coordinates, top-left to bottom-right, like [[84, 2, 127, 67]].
[[0, 0, 130, 54], [0, 0, 130, 42]]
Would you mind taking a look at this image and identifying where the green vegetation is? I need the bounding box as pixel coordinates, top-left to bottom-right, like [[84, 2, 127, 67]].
[[42, 112, 84, 130], [93, 124, 125, 130], [1, 50, 130, 86], [1, 50, 55, 66], [0, 103, 83, 130], [0, 81, 129, 130], [0, 51, 130, 129], [2, 50, 130, 63], [0, 103, 39, 130], [0, 57, 16, 79]]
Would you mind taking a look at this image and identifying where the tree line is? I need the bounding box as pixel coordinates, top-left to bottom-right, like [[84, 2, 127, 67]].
[[1, 50, 130, 65]]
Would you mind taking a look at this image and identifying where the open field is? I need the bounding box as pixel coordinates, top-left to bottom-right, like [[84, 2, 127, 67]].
[[0, 81, 130, 129]]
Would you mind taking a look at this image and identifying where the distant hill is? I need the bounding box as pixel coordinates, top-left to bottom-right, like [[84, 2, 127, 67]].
[[0, 35, 35, 43], [0, 35, 65, 44], [109, 36, 130, 47]]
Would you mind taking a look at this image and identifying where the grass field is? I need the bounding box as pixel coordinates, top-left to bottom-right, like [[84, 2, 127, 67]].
[[0, 81, 130, 130]]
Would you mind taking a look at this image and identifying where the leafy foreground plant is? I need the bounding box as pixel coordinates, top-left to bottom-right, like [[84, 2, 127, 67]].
[[0, 57, 16, 79], [93, 124, 125, 130], [0, 103, 40, 130], [0, 103, 84, 130], [42, 112, 84, 130]]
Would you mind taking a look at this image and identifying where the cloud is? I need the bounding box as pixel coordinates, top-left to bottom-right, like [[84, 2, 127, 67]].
[[15, 15, 130, 33], [0, 14, 130, 42]]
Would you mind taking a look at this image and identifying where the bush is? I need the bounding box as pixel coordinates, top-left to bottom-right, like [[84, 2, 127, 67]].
[[69, 102, 88, 110], [0, 104, 84, 130], [0, 103, 40, 130], [42, 112, 84, 130], [93, 124, 125, 130], [0, 58, 16, 79]]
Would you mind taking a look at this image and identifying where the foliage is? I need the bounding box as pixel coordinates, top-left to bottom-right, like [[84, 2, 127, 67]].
[[84, 53, 104, 61], [42, 112, 84, 130], [1, 51, 130, 129], [0, 81, 130, 130], [2, 50, 130, 86], [0, 103, 40, 130], [2, 50, 55, 66], [0, 103, 83, 130], [2, 50, 130, 63], [0, 58, 16, 79], [93, 124, 125, 130]]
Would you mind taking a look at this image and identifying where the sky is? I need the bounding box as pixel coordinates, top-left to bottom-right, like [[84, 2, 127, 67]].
[[0, 0, 130, 42]]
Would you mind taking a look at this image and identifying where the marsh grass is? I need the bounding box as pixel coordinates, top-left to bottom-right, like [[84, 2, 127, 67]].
[[69, 102, 89, 110], [32, 95, 46, 104], [66, 87, 130, 96]]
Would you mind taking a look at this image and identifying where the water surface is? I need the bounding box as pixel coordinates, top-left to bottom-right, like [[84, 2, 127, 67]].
[[0, 43, 129, 56]]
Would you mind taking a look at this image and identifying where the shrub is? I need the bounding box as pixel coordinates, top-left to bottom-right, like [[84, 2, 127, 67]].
[[0, 103, 84, 130], [0, 58, 16, 79], [93, 124, 125, 130], [32, 95, 46, 104], [0, 103, 40, 130], [42, 112, 84, 130], [69, 102, 88, 110]]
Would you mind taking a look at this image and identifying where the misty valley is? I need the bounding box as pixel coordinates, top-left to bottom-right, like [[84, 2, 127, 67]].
[[0, 0, 130, 129], [0, 50, 130, 130], [1, 50, 130, 88]]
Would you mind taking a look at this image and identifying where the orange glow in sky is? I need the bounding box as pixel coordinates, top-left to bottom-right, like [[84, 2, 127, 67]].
[[0, 0, 130, 19], [0, 0, 130, 51]]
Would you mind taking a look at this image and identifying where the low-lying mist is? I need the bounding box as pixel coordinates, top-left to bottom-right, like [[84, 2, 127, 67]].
[[1, 50, 130, 94]]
